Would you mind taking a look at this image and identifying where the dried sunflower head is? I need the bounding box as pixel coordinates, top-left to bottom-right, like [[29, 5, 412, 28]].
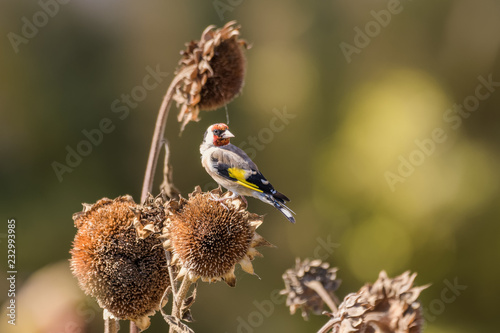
[[281, 258, 341, 320], [330, 271, 428, 333], [70, 196, 170, 331], [163, 186, 272, 287], [173, 21, 249, 131]]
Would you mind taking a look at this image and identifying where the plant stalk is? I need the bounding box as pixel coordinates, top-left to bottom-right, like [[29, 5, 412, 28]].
[[168, 276, 193, 333], [129, 322, 138, 333], [104, 310, 119, 333], [305, 280, 339, 314], [174, 276, 193, 318], [140, 65, 194, 203], [166, 250, 177, 298]]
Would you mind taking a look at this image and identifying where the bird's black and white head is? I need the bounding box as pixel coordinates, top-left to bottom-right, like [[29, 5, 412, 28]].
[[203, 123, 235, 147]]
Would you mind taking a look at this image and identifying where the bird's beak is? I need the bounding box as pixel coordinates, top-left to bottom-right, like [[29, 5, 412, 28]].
[[221, 130, 235, 139]]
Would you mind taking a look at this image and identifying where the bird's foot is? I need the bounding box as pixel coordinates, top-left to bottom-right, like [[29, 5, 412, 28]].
[[219, 201, 230, 211], [209, 192, 247, 210], [210, 191, 239, 201], [210, 193, 230, 202], [209, 192, 235, 210]]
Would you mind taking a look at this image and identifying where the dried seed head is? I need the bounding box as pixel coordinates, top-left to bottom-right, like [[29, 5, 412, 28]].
[[132, 193, 168, 239], [281, 258, 341, 320], [331, 271, 428, 333], [163, 186, 272, 287], [173, 21, 249, 131], [70, 196, 169, 330]]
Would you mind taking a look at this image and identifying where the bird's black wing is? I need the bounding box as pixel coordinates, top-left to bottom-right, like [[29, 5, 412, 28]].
[[210, 149, 290, 202]]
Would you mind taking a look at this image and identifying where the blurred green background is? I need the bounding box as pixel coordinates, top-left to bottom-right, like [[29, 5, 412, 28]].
[[1, 0, 499, 332]]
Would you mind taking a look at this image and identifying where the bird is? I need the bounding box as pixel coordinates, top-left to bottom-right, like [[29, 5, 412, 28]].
[[200, 123, 295, 223]]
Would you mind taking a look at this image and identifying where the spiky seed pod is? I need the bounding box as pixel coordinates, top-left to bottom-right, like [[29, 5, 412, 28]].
[[281, 258, 341, 320], [330, 271, 429, 333], [163, 186, 272, 287], [173, 21, 249, 131], [70, 196, 170, 331]]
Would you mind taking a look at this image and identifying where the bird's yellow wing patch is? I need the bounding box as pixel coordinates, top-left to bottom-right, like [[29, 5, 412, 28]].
[[227, 167, 263, 192]]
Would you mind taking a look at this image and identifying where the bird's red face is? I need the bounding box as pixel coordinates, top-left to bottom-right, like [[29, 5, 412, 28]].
[[210, 123, 234, 146]]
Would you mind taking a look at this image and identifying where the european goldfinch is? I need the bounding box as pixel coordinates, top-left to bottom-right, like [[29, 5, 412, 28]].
[[200, 123, 295, 223]]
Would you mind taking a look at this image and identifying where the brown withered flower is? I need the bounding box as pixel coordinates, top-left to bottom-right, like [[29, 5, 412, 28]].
[[281, 258, 341, 320], [70, 196, 169, 331], [132, 193, 167, 239], [327, 271, 428, 333], [163, 186, 272, 287], [173, 21, 249, 130]]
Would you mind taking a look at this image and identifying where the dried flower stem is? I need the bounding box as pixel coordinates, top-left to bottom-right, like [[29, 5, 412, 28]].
[[174, 277, 193, 317], [140, 62, 197, 333], [129, 322, 139, 333], [141, 65, 196, 203], [166, 250, 177, 298], [160, 142, 180, 200], [169, 277, 193, 333], [104, 310, 119, 333], [304, 280, 339, 314]]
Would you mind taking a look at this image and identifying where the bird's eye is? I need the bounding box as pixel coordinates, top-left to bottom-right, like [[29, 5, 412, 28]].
[[213, 129, 222, 136]]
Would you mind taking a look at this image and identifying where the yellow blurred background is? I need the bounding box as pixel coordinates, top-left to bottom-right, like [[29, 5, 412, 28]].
[[1, 0, 499, 332]]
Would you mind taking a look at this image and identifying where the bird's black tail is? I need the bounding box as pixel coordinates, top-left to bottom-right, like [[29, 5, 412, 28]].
[[262, 193, 295, 223], [271, 190, 290, 203]]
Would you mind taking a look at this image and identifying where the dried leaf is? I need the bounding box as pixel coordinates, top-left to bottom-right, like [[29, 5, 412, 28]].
[[180, 283, 198, 322], [161, 315, 194, 333], [182, 309, 194, 323]]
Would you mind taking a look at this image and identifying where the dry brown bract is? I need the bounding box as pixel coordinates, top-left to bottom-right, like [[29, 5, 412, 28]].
[[70, 196, 169, 331], [132, 193, 167, 239], [281, 258, 341, 320], [328, 271, 428, 333], [173, 21, 248, 131], [163, 186, 272, 287]]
